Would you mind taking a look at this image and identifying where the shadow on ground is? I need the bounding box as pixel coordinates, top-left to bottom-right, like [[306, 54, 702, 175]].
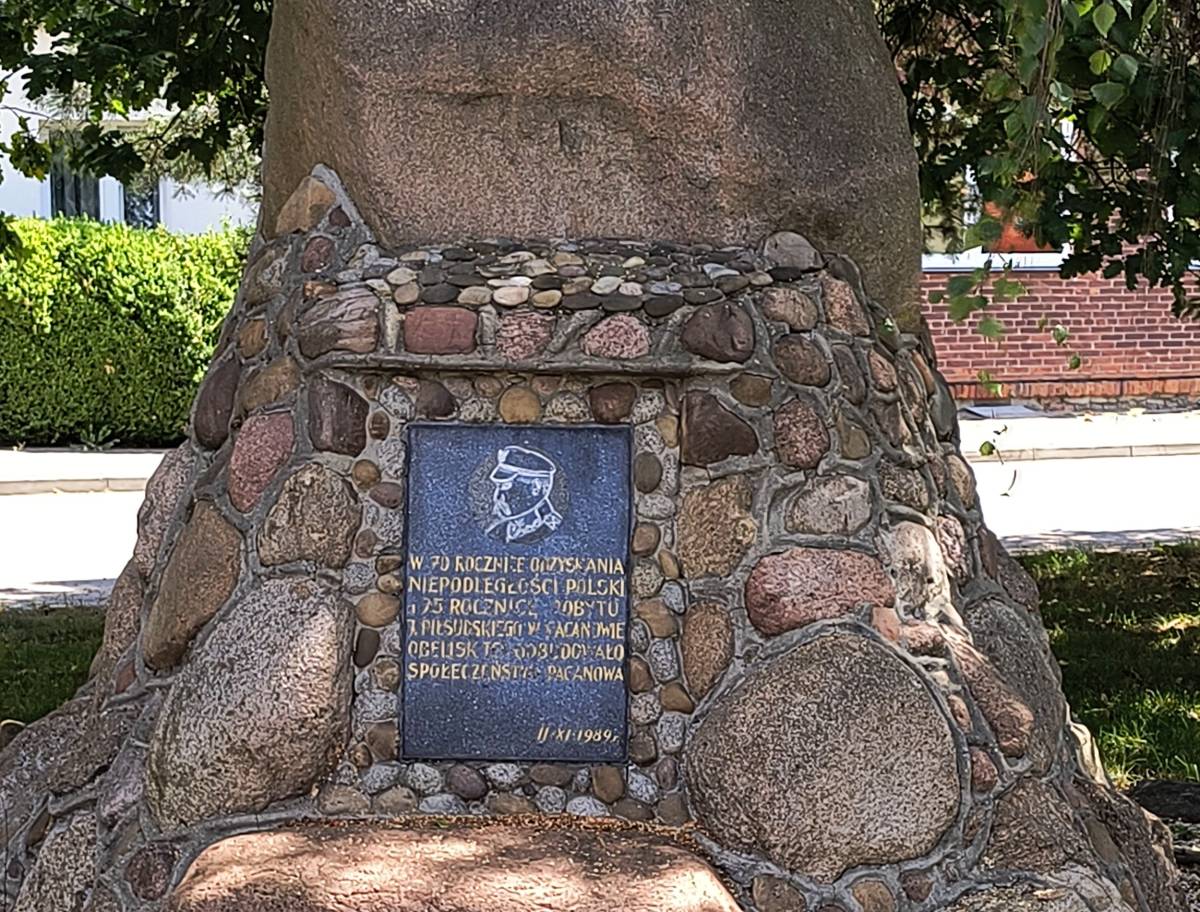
[[0, 579, 115, 609], [1022, 544, 1200, 787], [1006, 528, 1200, 554], [0, 605, 104, 723]]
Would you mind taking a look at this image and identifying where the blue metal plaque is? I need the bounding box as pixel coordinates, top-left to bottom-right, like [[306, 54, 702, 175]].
[[402, 423, 632, 762]]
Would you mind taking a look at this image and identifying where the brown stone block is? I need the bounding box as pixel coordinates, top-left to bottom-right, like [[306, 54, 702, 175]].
[[300, 236, 336, 273], [143, 502, 242, 671], [169, 825, 740, 910], [403, 307, 478, 355], [258, 464, 361, 569], [775, 335, 831, 387], [681, 302, 755, 363], [239, 357, 301, 414], [588, 383, 637, 423], [730, 373, 773, 407], [761, 286, 818, 332], [677, 477, 756, 578], [271, 175, 335, 236], [309, 376, 369, 456], [298, 288, 380, 358], [192, 352, 240, 450], [681, 603, 734, 699], [681, 392, 758, 466]]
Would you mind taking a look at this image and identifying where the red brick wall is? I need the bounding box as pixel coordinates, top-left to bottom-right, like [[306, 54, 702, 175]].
[[922, 270, 1200, 402]]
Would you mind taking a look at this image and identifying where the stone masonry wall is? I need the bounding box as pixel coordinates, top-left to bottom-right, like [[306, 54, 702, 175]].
[[0, 169, 1188, 912]]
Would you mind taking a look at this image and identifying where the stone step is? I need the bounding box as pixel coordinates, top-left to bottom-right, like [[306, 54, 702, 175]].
[[167, 823, 740, 912]]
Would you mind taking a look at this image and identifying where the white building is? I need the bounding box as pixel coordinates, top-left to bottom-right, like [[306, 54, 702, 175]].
[[0, 36, 256, 233]]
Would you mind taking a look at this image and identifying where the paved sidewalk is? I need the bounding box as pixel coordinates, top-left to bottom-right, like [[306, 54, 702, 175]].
[[959, 409, 1200, 461], [2, 408, 1199, 607], [0, 491, 143, 607], [0, 448, 167, 495], [4, 408, 1200, 493], [974, 454, 1200, 553]]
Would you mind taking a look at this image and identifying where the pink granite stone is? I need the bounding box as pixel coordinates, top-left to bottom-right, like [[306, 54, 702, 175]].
[[581, 315, 650, 360], [404, 307, 478, 355], [868, 349, 898, 391], [228, 413, 295, 512], [745, 547, 895, 636], [774, 399, 830, 468], [822, 276, 870, 336], [496, 310, 556, 361], [936, 515, 970, 582]]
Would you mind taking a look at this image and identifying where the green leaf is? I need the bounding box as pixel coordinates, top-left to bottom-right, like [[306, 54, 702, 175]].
[[966, 216, 1005, 247], [979, 441, 997, 457], [1068, 354, 1083, 370], [1089, 49, 1113, 75], [1093, 2, 1118, 36], [1112, 54, 1139, 83], [979, 315, 1006, 339], [1052, 324, 1070, 345], [983, 71, 1017, 101], [993, 277, 1028, 301], [977, 370, 1005, 397], [947, 274, 978, 296], [1142, 0, 1160, 30], [948, 294, 988, 322], [1091, 81, 1127, 109], [1176, 193, 1200, 219], [1048, 80, 1074, 105]]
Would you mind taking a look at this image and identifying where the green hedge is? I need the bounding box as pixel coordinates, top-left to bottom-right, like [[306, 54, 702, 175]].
[[0, 218, 248, 447]]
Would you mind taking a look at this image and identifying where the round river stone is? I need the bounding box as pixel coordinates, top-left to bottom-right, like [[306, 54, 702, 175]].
[[146, 578, 353, 829], [142, 502, 242, 671], [258, 463, 361, 569], [687, 632, 960, 882], [774, 399, 830, 469]]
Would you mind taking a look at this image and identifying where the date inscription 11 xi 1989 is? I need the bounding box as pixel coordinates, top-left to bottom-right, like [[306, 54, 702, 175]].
[[402, 423, 632, 762]]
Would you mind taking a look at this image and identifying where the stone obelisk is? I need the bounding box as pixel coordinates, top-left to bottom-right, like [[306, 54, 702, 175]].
[[1, 3, 1186, 911]]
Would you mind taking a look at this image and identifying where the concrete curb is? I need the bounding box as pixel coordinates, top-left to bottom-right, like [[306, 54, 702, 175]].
[[0, 478, 148, 496], [0, 449, 165, 496], [968, 442, 1200, 462], [1, 441, 1199, 494]]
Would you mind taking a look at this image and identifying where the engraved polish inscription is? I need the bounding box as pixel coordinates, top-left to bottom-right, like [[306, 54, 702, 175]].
[[402, 424, 632, 761]]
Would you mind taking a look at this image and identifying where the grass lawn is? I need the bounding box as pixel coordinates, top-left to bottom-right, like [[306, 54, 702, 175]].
[[1022, 544, 1200, 788], [0, 606, 105, 724], [0, 547, 1197, 790]]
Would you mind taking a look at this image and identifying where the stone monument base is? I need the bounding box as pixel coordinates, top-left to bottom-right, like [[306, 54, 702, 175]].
[[1, 168, 1188, 912], [168, 822, 739, 912]]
